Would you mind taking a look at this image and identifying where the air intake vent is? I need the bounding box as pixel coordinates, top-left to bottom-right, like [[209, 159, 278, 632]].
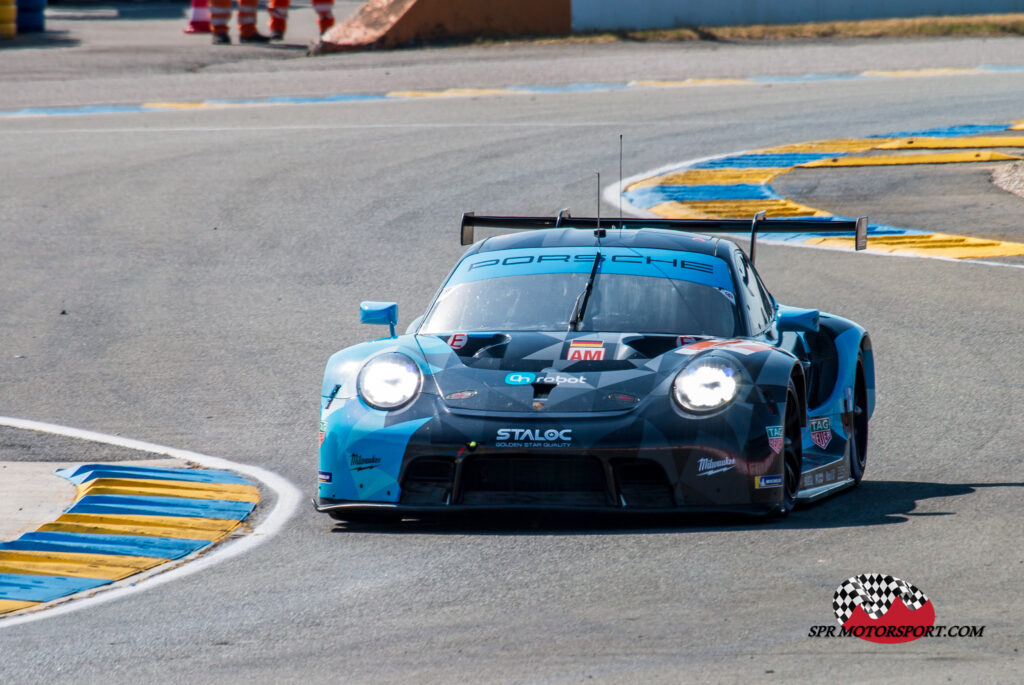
[[400, 457, 454, 505], [613, 459, 675, 508], [460, 455, 609, 506]]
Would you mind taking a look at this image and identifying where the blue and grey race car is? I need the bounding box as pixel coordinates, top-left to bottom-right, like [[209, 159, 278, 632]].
[[315, 212, 875, 521]]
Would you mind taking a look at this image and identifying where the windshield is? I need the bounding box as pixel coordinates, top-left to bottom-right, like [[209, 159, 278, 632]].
[[420, 272, 737, 336]]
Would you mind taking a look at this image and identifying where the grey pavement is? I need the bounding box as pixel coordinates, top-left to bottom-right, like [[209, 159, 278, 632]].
[[0, 3, 361, 547], [5, 5, 1024, 109], [1, 11, 1023, 684]]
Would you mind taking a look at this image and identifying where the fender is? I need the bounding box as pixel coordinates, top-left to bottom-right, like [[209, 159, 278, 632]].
[[319, 338, 438, 504], [745, 347, 806, 424], [321, 336, 442, 407], [817, 314, 875, 419]]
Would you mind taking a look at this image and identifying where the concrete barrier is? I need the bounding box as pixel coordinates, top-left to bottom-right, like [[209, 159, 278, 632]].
[[317, 0, 1024, 53], [570, 0, 1024, 31], [318, 0, 570, 52]]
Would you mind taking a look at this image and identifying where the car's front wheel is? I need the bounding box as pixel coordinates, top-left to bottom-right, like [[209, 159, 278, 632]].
[[779, 378, 803, 515], [848, 358, 869, 484]]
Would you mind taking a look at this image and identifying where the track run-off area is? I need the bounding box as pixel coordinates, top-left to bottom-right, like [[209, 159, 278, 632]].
[[0, 417, 301, 627], [1, 28, 1022, 683]]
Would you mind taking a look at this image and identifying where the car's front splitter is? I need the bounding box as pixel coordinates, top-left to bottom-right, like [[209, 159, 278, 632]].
[[312, 496, 781, 519]]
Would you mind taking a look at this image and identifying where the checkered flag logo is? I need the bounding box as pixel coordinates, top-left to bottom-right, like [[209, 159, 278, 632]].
[[833, 573, 929, 624]]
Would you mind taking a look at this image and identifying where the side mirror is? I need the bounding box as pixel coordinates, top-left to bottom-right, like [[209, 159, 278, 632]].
[[360, 301, 398, 338], [777, 305, 820, 333]]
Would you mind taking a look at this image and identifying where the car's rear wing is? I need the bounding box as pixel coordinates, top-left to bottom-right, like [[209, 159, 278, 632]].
[[460, 210, 868, 263]]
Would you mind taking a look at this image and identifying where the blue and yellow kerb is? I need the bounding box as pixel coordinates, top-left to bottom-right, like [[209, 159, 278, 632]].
[[0, 464, 258, 617], [3, 64, 1024, 119], [624, 121, 1024, 260]]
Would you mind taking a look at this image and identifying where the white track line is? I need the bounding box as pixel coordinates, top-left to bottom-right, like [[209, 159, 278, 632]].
[[0, 416, 302, 628], [604, 151, 1024, 271], [0, 121, 641, 135]]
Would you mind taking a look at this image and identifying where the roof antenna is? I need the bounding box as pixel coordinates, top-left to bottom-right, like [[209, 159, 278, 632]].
[[595, 172, 605, 238]]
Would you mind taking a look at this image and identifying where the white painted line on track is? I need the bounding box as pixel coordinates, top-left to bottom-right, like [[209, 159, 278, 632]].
[[604, 153, 1024, 271], [0, 416, 302, 628], [0, 121, 644, 135]]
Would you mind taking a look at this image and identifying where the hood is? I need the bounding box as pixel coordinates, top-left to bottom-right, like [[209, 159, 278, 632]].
[[417, 331, 705, 413]]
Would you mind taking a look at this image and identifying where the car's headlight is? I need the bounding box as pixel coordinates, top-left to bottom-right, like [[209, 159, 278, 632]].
[[672, 358, 740, 412], [357, 353, 422, 410]]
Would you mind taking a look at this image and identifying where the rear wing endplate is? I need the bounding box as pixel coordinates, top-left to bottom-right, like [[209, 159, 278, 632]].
[[460, 211, 868, 262]]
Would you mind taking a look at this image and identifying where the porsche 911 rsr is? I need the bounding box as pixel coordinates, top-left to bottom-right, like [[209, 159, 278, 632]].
[[314, 213, 875, 521]]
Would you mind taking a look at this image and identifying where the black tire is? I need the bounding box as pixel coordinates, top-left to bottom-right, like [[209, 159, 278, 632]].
[[849, 359, 869, 484], [779, 379, 803, 516]]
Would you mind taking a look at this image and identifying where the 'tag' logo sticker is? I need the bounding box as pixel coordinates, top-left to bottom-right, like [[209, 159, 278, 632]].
[[810, 417, 832, 448], [833, 573, 935, 644], [766, 425, 783, 454]]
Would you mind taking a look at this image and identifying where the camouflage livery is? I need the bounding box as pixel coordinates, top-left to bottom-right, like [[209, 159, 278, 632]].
[[315, 220, 875, 520]]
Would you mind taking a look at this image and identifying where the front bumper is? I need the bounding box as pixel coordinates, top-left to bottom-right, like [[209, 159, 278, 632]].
[[318, 397, 788, 515]]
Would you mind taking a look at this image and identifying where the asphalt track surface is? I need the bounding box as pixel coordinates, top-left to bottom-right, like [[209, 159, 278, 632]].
[[2, 17, 1023, 684]]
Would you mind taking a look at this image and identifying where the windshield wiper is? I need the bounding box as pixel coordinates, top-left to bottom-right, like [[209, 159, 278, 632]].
[[567, 250, 601, 331], [569, 183, 606, 332]]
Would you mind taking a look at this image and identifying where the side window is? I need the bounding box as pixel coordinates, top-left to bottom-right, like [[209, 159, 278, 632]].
[[752, 268, 776, 327], [735, 252, 771, 334]]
